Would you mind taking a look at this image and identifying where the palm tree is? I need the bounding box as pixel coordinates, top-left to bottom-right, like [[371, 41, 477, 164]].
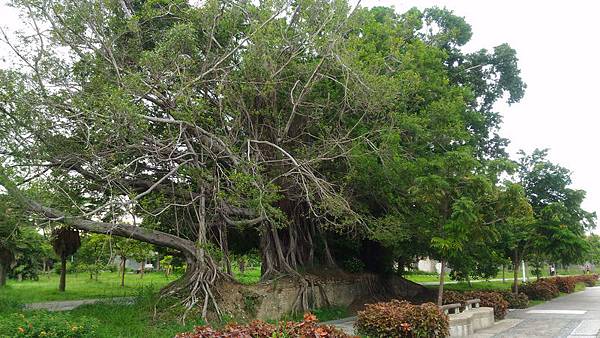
[[51, 228, 81, 292]]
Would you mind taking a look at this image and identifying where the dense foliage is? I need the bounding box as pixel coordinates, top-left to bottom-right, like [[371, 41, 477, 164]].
[[355, 300, 449, 337]]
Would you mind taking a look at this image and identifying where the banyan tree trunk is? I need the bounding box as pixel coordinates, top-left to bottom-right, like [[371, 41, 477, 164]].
[[0, 262, 7, 287]]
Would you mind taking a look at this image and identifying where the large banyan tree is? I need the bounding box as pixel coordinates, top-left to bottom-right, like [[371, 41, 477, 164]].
[[0, 0, 525, 315]]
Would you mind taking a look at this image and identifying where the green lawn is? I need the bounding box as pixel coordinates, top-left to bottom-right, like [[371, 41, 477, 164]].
[[66, 293, 204, 338], [0, 271, 176, 303], [233, 266, 261, 285], [433, 280, 514, 292], [0, 273, 199, 338]]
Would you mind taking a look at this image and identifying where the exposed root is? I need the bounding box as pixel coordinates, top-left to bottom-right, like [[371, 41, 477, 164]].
[[290, 276, 331, 314], [154, 258, 234, 325]]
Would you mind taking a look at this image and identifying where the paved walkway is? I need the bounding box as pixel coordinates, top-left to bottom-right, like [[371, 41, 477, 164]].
[[24, 297, 135, 311], [325, 287, 600, 337], [474, 286, 600, 337]]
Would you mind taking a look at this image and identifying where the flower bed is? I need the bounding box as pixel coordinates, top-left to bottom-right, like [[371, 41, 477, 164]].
[[176, 313, 349, 338], [355, 300, 449, 337]]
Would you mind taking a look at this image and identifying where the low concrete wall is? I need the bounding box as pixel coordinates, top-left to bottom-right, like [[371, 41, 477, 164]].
[[449, 307, 494, 337], [242, 274, 432, 319]]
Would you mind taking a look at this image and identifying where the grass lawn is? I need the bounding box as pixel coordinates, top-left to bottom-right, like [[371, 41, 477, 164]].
[[0, 271, 176, 303], [67, 294, 204, 338], [233, 266, 261, 285], [404, 273, 447, 283]]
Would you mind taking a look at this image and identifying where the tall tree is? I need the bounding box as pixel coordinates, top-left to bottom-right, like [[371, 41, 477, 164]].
[[518, 149, 596, 266], [51, 227, 81, 292], [0, 0, 527, 314]]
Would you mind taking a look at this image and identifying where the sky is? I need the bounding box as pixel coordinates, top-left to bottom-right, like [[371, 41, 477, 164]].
[[0, 0, 599, 228]]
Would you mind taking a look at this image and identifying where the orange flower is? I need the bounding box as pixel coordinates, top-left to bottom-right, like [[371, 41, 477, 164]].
[[400, 323, 412, 332], [303, 313, 317, 322], [315, 327, 329, 336]]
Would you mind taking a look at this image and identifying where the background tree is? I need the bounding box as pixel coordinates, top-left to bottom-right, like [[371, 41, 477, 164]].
[[11, 227, 53, 281], [130, 242, 156, 278], [76, 234, 110, 280], [495, 182, 535, 293], [51, 227, 81, 292], [111, 237, 154, 285], [585, 234, 600, 271], [517, 149, 595, 268]]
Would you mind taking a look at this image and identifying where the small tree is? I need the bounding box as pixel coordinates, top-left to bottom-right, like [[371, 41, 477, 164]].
[[112, 237, 152, 286], [51, 228, 81, 292], [77, 234, 110, 280], [130, 243, 155, 278], [160, 255, 174, 277]]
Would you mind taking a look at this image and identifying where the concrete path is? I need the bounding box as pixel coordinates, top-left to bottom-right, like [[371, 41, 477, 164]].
[[323, 316, 357, 335], [24, 297, 135, 311], [325, 287, 600, 337], [474, 286, 600, 337]]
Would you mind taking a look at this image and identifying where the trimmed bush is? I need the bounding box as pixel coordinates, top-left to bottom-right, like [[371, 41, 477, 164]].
[[176, 313, 350, 337], [442, 291, 467, 305], [575, 274, 599, 287], [355, 300, 449, 337], [499, 291, 529, 309], [463, 291, 509, 320], [551, 276, 576, 293], [0, 311, 98, 338], [521, 279, 560, 300]]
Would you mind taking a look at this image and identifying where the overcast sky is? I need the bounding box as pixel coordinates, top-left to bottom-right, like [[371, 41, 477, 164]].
[[1, 1, 599, 228]]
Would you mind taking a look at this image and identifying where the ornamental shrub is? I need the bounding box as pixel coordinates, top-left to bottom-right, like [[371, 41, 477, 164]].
[[355, 300, 449, 337], [441, 291, 467, 305], [498, 291, 529, 309], [574, 274, 599, 287], [551, 276, 576, 293], [463, 291, 508, 320], [0, 311, 98, 338], [521, 279, 560, 300], [176, 313, 350, 338]]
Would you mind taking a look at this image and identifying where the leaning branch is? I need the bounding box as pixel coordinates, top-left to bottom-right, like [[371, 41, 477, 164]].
[[0, 167, 197, 258]]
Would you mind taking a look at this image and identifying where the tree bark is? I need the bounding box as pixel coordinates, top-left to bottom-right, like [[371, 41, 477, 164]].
[[140, 260, 145, 278], [120, 256, 126, 287], [512, 253, 519, 294], [437, 259, 446, 306], [0, 263, 7, 287], [59, 256, 67, 292]]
